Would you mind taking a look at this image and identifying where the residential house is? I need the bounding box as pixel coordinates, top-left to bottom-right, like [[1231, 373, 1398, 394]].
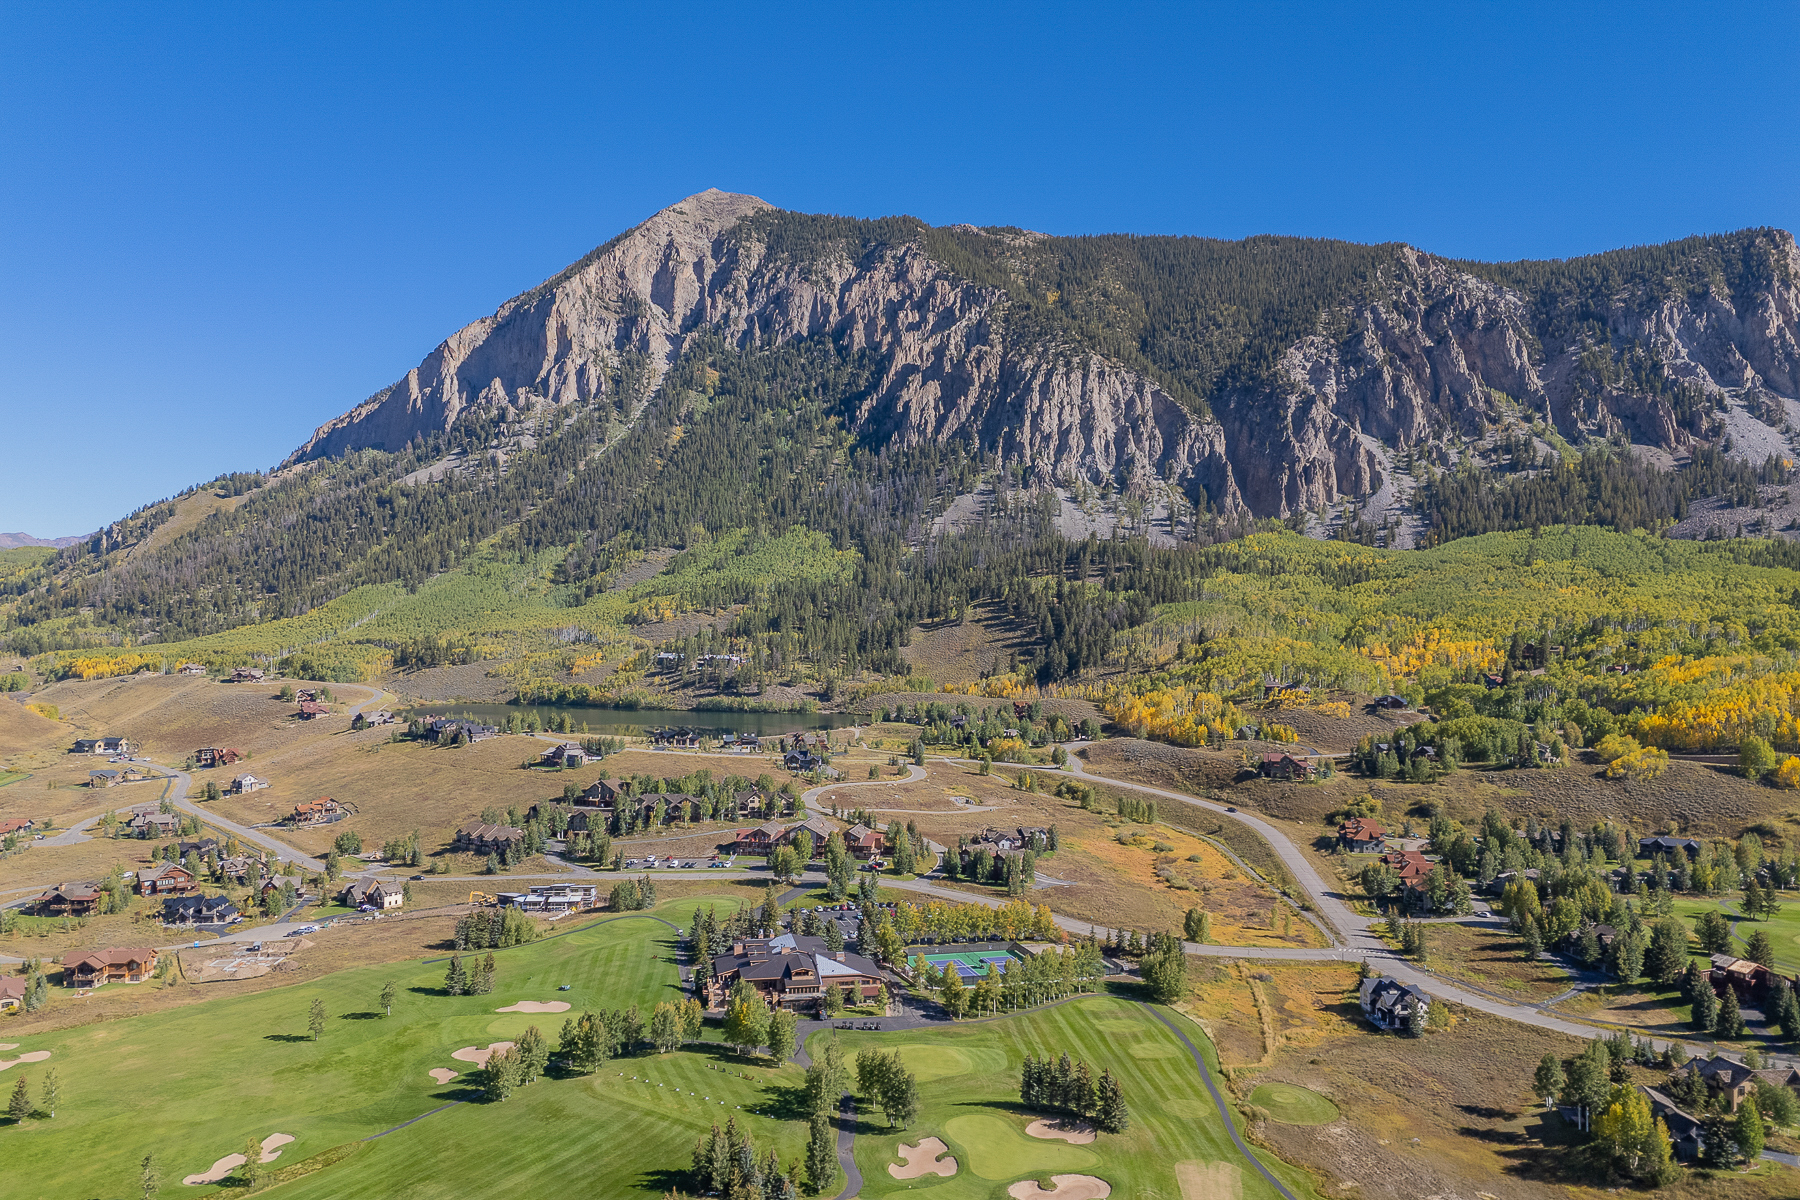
[[193, 747, 243, 768], [650, 726, 702, 748], [844, 823, 886, 860], [1708, 954, 1775, 999], [33, 881, 102, 916], [177, 662, 207, 675], [958, 826, 1045, 867], [1639, 835, 1703, 857], [227, 667, 265, 683], [0, 976, 25, 1011], [128, 810, 179, 836], [1486, 867, 1543, 895], [161, 894, 239, 926], [454, 821, 526, 855], [175, 837, 220, 858], [290, 797, 343, 826], [1336, 817, 1386, 852], [230, 773, 268, 794], [90, 766, 148, 788], [1679, 1055, 1761, 1111], [341, 878, 404, 910], [296, 688, 319, 703], [359, 710, 395, 726], [497, 883, 598, 914], [71, 736, 134, 756], [217, 854, 269, 884], [578, 778, 628, 809], [426, 717, 498, 744], [1639, 1086, 1706, 1161], [1259, 752, 1317, 781], [0, 817, 34, 837], [540, 742, 587, 768], [62, 947, 159, 987], [784, 750, 825, 773], [1372, 694, 1410, 709], [730, 819, 795, 855], [707, 933, 885, 1011], [1379, 849, 1433, 885], [135, 862, 197, 895], [297, 700, 330, 720], [1358, 975, 1430, 1031]]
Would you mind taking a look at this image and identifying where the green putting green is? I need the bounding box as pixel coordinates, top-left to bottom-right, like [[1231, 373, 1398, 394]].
[[942, 1113, 1099, 1179], [893, 1043, 975, 1082], [1249, 1082, 1340, 1125]]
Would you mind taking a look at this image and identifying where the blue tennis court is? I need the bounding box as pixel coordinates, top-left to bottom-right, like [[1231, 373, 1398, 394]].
[[921, 951, 1017, 979]]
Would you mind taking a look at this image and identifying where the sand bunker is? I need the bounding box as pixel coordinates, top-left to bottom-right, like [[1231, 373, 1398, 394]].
[[888, 1137, 958, 1179], [0, 1050, 51, 1073], [451, 1041, 515, 1068], [495, 1000, 571, 1013], [1026, 1118, 1097, 1144], [429, 1068, 459, 1084], [182, 1134, 295, 1185], [0, 1043, 17, 1052], [1008, 1175, 1112, 1200], [1176, 1160, 1242, 1200]]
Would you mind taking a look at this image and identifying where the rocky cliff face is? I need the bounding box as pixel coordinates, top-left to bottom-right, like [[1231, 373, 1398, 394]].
[[289, 192, 1800, 523]]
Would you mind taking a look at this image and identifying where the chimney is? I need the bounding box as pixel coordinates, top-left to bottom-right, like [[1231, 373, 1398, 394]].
[[835, 952, 845, 963]]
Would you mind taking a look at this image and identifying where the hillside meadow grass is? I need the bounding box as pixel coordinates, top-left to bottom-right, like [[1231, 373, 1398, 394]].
[[832, 994, 1321, 1200]]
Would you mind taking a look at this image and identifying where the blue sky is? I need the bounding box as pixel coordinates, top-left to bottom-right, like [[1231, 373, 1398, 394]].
[[3, 2, 1797, 536]]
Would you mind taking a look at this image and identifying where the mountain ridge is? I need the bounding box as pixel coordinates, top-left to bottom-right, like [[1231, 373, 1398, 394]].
[[282, 191, 1800, 536]]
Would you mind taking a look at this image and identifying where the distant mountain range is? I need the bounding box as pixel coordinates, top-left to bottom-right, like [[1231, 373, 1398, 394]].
[[0, 533, 83, 550]]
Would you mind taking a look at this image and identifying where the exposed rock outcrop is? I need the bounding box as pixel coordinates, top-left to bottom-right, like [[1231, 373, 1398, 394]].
[[288, 192, 1800, 521]]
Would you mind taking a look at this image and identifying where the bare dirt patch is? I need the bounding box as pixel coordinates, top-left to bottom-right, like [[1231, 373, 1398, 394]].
[[1025, 1118, 1096, 1144], [888, 1136, 959, 1179], [1007, 1174, 1111, 1199]]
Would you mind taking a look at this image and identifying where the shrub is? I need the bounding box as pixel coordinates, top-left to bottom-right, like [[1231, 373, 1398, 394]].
[[1605, 745, 1669, 781], [1594, 733, 1641, 763]]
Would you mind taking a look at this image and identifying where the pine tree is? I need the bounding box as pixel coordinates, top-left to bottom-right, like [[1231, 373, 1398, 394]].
[[1691, 981, 1720, 1033], [1533, 1054, 1565, 1103], [308, 998, 326, 1041], [1718, 985, 1745, 1039], [1779, 983, 1800, 1044], [39, 1068, 58, 1119], [805, 1109, 836, 1195], [445, 955, 466, 996], [9, 1075, 31, 1122], [1096, 1068, 1129, 1133]]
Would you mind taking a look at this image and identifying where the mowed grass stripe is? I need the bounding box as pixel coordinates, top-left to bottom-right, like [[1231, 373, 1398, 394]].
[[836, 995, 1321, 1199], [0, 899, 739, 1200]]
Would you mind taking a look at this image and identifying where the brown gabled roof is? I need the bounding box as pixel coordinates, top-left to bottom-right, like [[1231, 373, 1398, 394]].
[[1338, 817, 1385, 841], [62, 946, 156, 969]]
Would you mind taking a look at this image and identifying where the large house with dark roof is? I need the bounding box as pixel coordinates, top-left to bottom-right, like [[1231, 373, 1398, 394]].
[[161, 894, 240, 926], [1359, 975, 1430, 1031], [33, 880, 102, 916], [454, 821, 526, 855], [706, 933, 884, 1012]]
